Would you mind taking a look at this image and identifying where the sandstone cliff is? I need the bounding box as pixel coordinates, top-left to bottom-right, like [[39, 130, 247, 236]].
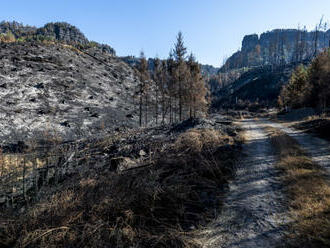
[[221, 28, 330, 71]]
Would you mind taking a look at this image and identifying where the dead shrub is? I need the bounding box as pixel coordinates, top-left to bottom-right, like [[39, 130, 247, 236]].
[[174, 129, 233, 154]]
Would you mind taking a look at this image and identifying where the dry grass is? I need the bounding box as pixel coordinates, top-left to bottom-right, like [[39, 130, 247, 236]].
[[305, 114, 328, 121], [0, 131, 68, 202], [1, 128, 241, 248], [174, 129, 234, 154], [267, 127, 330, 247]]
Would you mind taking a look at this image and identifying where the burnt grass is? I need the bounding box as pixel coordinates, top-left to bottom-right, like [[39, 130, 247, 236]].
[[0, 118, 242, 248]]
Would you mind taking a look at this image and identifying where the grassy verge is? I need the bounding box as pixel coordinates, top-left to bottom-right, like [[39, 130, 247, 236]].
[[1, 127, 242, 248], [267, 127, 330, 247]]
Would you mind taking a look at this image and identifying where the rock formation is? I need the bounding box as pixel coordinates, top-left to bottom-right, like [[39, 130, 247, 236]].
[[36, 22, 89, 45], [0, 21, 116, 56], [221, 28, 330, 71]]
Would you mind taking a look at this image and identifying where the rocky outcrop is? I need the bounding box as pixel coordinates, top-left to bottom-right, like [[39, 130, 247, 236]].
[[36, 22, 89, 45], [0, 21, 116, 56], [242, 34, 259, 53], [221, 28, 330, 71]]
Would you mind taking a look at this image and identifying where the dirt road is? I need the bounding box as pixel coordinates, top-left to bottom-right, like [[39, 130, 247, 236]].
[[199, 119, 290, 248], [199, 117, 330, 247]]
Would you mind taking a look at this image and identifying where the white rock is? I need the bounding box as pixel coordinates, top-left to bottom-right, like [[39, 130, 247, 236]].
[[139, 150, 146, 156]]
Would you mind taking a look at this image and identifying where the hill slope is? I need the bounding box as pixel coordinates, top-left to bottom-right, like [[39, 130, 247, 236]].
[[0, 41, 141, 143], [212, 28, 330, 108]]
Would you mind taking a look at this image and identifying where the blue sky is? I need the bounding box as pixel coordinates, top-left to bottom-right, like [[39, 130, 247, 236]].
[[1, 0, 330, 66]]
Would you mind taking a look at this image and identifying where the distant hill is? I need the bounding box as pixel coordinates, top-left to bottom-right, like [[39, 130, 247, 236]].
[[211, 28, 330, 109], [200, 64, 219, 76], [213, 64, 296, 109], [0, 21, 116, 55]]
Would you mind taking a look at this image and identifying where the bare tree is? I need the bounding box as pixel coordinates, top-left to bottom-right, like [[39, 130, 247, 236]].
[[153, 57, 162, 125], [313, 16, 324, 57], [137, 51, 149, 127]]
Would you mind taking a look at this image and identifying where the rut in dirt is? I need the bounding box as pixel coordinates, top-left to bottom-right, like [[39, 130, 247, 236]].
[[199, 119, 289, 248]]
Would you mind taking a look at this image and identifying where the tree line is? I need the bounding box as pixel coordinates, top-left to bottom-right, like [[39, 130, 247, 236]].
[[135, 32, 209, 126], [278, 48, 330, 110]]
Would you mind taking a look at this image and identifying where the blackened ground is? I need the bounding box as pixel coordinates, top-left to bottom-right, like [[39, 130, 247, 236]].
[[0, 41, 142, 144], [0, 116, 243, 248], [292, 118, 330, 141]]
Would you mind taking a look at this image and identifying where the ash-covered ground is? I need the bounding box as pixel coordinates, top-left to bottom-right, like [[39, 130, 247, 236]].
[[0, 42, 141, 144]]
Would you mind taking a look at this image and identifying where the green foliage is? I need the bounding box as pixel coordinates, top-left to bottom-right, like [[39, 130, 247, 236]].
[[0, 32, 57, 43], [308, 49, 330, 108], [173, 31, 187, 62], [32, 34, 55, 42], [279, 49, 330, 109], [279, 65, 309, 108], [16, 37, 26, 42]]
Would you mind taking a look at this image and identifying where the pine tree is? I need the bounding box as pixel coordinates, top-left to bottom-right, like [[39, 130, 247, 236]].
[[173, 31, 187, 62], [308, 49, 330, 109], [187, 54, 209, 117], [172, 31, 187, 121], [279, 49, 330, 110]]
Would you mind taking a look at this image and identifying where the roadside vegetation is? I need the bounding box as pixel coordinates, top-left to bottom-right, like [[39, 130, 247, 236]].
[[278, 49, 330, 110], [277, 48, 330, 142], [0, 120, 242, 248], [267, 127, 330, 247]]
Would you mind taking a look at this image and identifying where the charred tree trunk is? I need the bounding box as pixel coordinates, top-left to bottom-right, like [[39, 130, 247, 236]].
[[145, 93, 148, 126], [139, 84, 143, 127], [155, 90, 158, 125]]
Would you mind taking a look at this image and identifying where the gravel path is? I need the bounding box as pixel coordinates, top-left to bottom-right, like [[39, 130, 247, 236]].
[[199, 119, 290, 248]]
